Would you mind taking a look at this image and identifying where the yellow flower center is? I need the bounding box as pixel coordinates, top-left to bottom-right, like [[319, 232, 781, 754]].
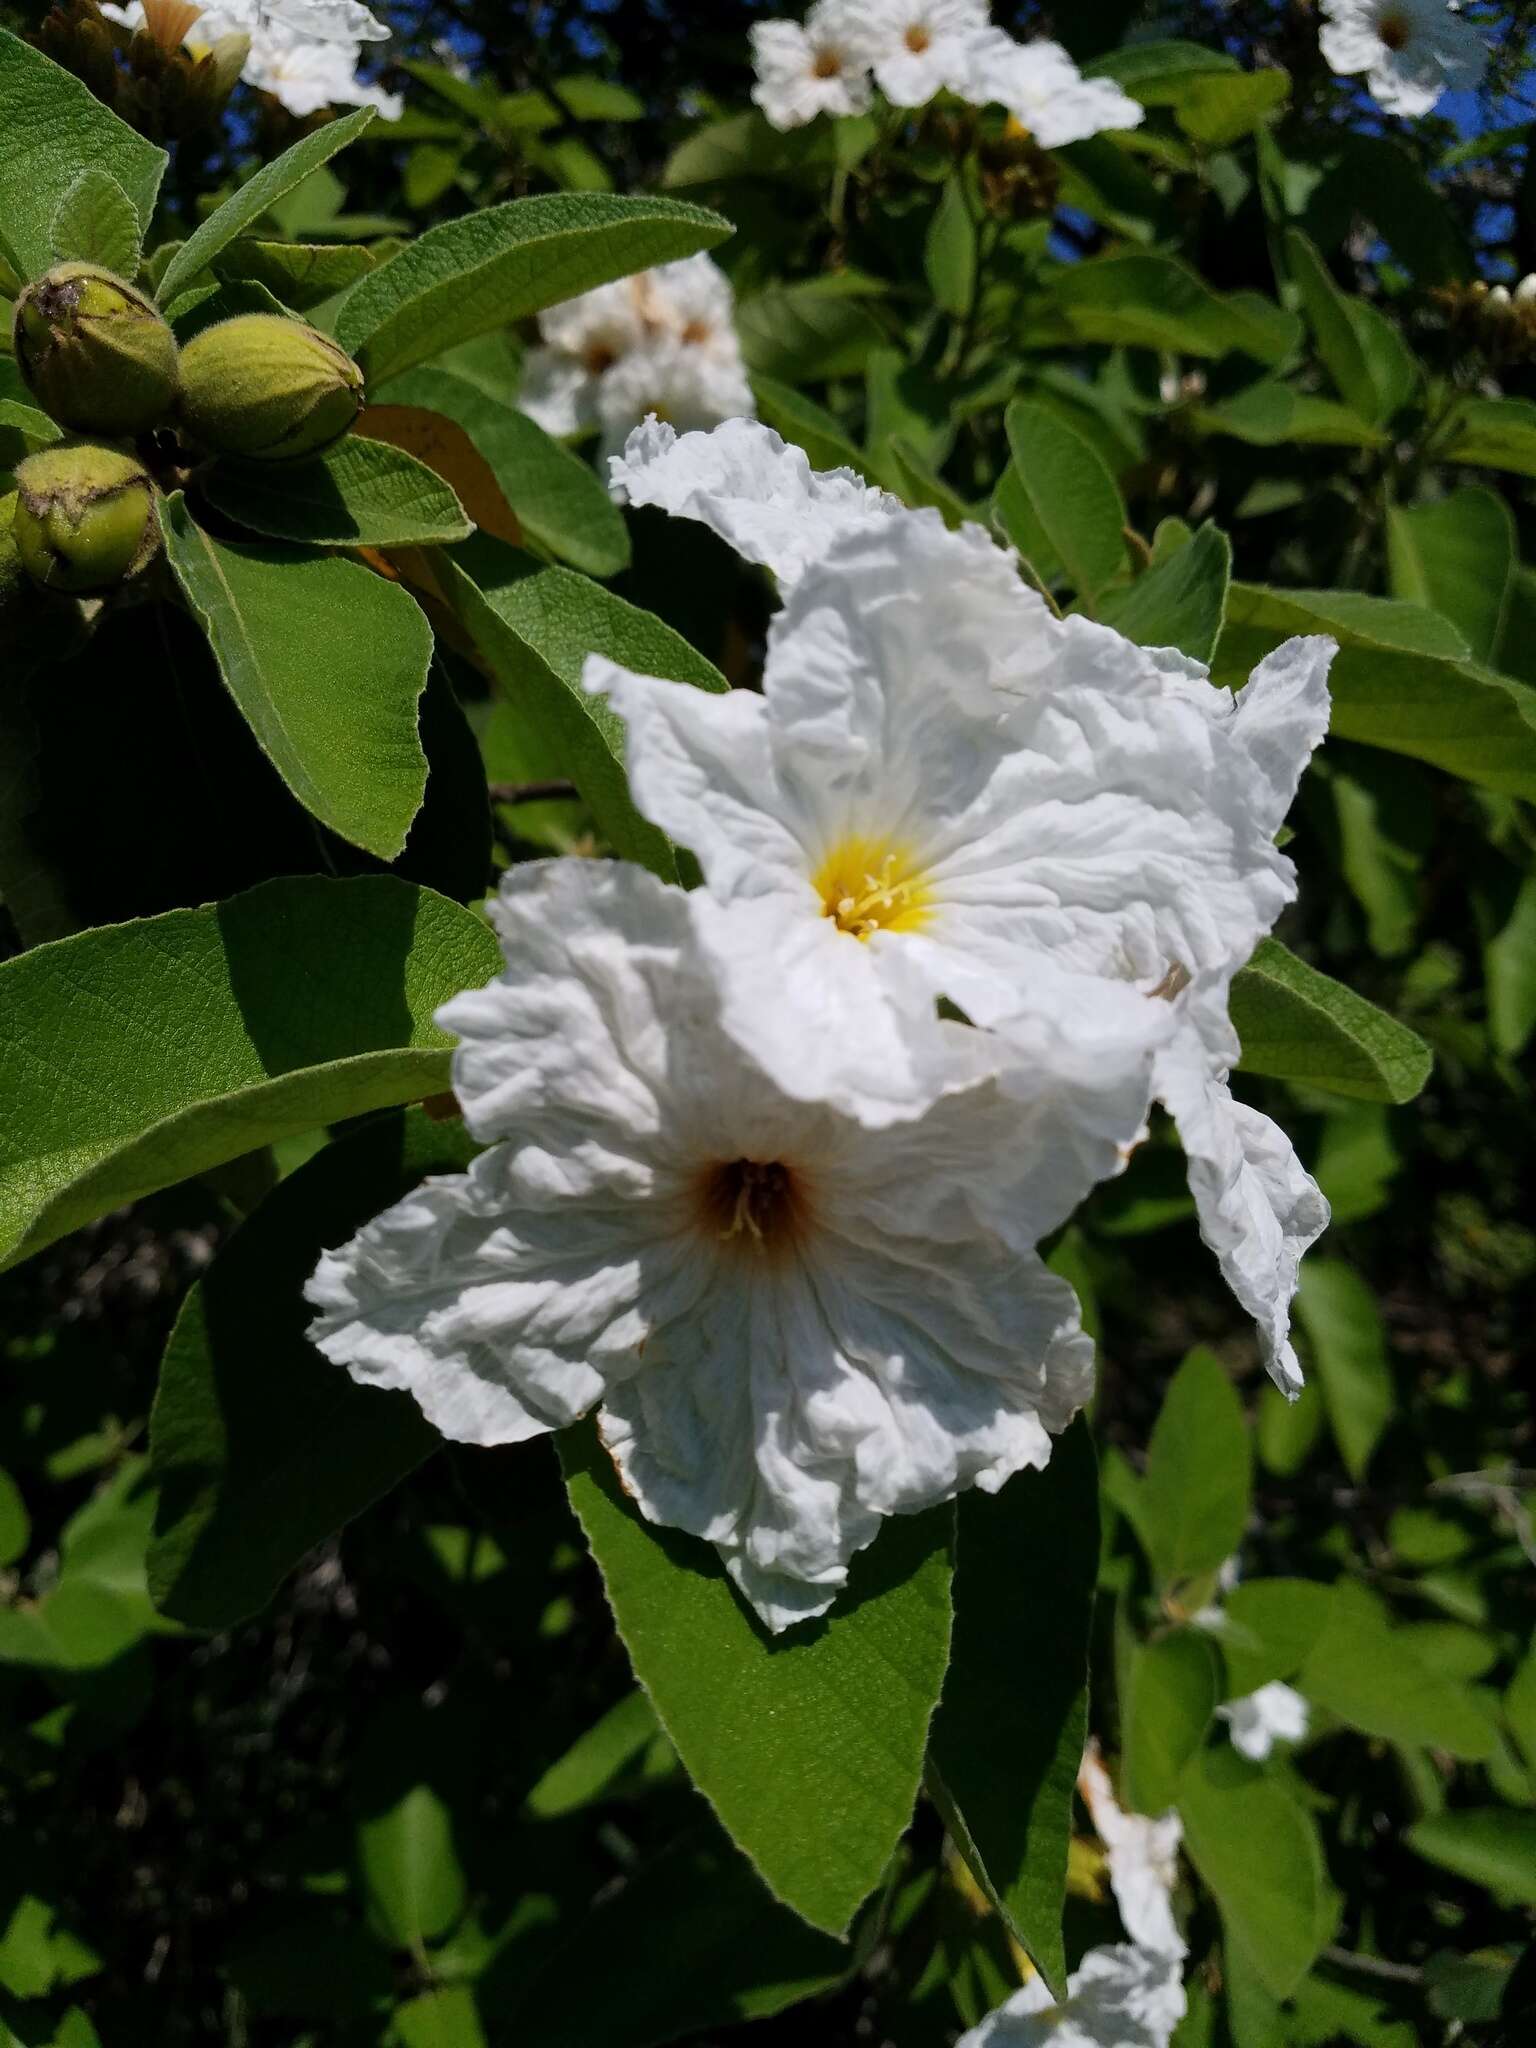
[[812, 46, 844, 78], [812, 837, 933, 940], [905, 23, 932, 52], [1377, 8, 1412, 51]]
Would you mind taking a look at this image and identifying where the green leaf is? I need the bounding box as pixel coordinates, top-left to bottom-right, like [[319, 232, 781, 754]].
[[505, 1825, 851, 2045], [0, 29, 166, 282], [1178, 1750, 1332, 2000], [436, 533, 726, 878], [147, 1112, 476, 1628], [662, 109, 862, 188], [358, 1784, 468, 1948], [1004, 399, 1125, 603], [559, 1421, 954, 1938], [1285, 229, 1387, 422], [1193, 381, 1388, 450], [1483, 867, 1536, 1059], [161, 493, 432, 859], [736, 276, 888, 382], [0, 1469, 28, 1569], [525, 1691, 661, 1818], [1139, 1347, 1252, 1590], [1504, 1644, 1536, 1774], [1293, 1262, 1393, 1483], [1387, 487, 1514, 666], [1124, 1631, 1221, 1815], [1300, 1581, 1499, 1760], [200, 436, 471, 549], [154, 108, 378, 305], [1215, 584, 1536, 798], [752, 373, 878, 480], [1230, 938, 1433, 1104], [1405, 1810, 1536, 1903], [211, 238, 377, 311], [49, 168, 142, 275], [553, 73, 646, 121], [1442, 394, 1536, 477], [925, 177, 976, 319], [0, 877, 499, 1273], [1097, 522, 1231, 663], [886, 436, 975, 529], [375, 367, 629, 577], [0, 397, 63, 467], [927, 1423, 1098, 1995], [1175, 69, 1290, 147], [1086, 39, 1239, 104], [1038, 251, 1300, 363], [1217, 1578, 1334, 1699], [336, 192, 731, 385]]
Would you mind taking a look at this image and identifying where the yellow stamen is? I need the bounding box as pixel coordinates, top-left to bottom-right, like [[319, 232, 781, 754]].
[[812, 837, 933, 940]]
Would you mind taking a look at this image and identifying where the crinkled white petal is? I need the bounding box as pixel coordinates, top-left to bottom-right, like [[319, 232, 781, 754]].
[[1154, 1022, 1329, 1397], [1078, 1748, 1186, 1961], [307, 859, 1099, 1634], [214, 0, 388, 43], [959, 31, 1144, 146], [608, 418, 905, 586], [1319, 0, 1487, 115], [1218, 1681, 1311, 1762], [958, 1944, 1187, 2048]]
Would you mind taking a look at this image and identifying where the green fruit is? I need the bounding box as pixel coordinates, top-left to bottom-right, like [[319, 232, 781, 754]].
[[13, 262, 180, 438], [178, 314, 365, 463], [12, 443, 159, 594], [0, 490, 21, 602]]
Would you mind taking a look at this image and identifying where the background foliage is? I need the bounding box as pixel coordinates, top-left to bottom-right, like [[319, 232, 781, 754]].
[[1, 2, 1534, 2045]]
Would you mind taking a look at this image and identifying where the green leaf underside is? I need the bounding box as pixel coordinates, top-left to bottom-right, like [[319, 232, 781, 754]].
[[560, 1422, 954, 1938], [147, 1112, 474, 1629], [438, 534, 726, 878], [335, 192, 732, 385], [1230, 938, 1432, 1103], [927, 1422, 1098, 1996], [154, 108, 377, 306], [201, 436, 472, 549], [0, 877, 500, 1273], [376, 366, 630, 577], [161, 494, 432, 859], [0, 30, 166, 280]]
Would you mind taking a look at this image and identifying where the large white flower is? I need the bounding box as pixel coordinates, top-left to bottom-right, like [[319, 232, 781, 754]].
[[306, 859, 1105, 1634], [519, 256, 753, 458], [750, 1, 878, 130], [957, 1945, 1187, 2048], [1078, 1746, 1186, 1961], [1218, 1680, 1310, 1762], [958, 31, 1145, 147], [596, 419, 1334, 1393], [219, 0, 387, 44], [1319, 0, 1486, 116], [861, 0, 987, 107]]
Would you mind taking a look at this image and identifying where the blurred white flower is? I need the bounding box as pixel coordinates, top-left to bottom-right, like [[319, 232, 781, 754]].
[[1078, 1746, 1186, 1960], [306, 860, 1099, 1635], [958, 30, 1145, 145], [519, 255, 753, 457], [861, 0, 987, 108], [599, 419, 1334, 1393], [102, 0, 399, 116], [1218, 1680, 1310, 1762], [750, 0, 878, 129], [957, 1944, 1187, 2048], [220, 0, 388, 44], [1318, 0, 1486, 116]]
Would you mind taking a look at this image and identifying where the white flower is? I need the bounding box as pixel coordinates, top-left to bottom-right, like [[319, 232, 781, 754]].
[[750, 1, 878, 130], [1218, 1680, 1310, 1762], [1318, 0, 1486, 116], [958, 31, 1145, 147], [596, 419, 1334, 1394], [103, 0, 398, 116], [957, 1945, 1187, 2048], [306, 859, 1100, 1635], [217, 0, 388, 44], [519, 257, 753, 456], [1078, 1746, 1186, 1960], [861, 0, 988, 108]]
